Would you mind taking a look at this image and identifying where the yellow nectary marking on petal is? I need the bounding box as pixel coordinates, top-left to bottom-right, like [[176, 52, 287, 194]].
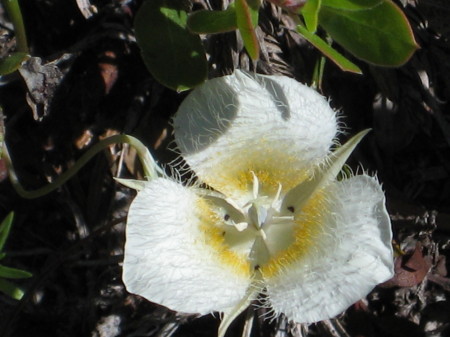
[[233, 168, 309, 197], [261, 191, 327, 278], [236, 170, 277, 195], [200, 144, 310, 198], [196, 198, 252, 278]]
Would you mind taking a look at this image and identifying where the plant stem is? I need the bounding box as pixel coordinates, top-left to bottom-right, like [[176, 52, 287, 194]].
[[311, 55, 326, 90], [3, 134, 161, 199], [2, 0, 29, 53]]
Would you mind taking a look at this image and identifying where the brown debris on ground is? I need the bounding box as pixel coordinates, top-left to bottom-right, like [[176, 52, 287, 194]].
[[0, 0, 449, 336]]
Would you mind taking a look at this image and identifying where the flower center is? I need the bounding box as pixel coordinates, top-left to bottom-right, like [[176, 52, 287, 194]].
[[200, 171, 327, 278], [221, 172, 297, 271]]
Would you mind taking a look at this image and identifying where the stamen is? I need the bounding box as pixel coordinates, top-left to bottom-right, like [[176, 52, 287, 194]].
[[259, 229, 267, 240], [270, 215, 295, 225], [248, 203, 267, 229], [234, 222, 248, 231], [251, 171, 259, 199], [271, 183, 283, 208]]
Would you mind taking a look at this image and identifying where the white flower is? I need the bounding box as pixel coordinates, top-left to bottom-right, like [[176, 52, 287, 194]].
[[122, 70, 394, 336]]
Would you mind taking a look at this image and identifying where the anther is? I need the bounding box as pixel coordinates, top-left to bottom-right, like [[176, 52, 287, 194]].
[[287, 206, 295, 213], [224, 214, 230, 221]]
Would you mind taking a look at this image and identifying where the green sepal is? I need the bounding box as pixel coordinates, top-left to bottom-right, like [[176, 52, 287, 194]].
[[282, 129, 370, 213], [114, 178, 148, 191], [218, 285, 259, 337]]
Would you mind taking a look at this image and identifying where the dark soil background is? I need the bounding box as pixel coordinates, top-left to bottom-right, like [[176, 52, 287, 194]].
[[0, 0, 449, 336]]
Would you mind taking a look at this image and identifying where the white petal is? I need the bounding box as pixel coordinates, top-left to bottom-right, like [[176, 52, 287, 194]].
[[173, 70, 337, 203], [264, 175, 393, 323], [123, 178, 252, 314]]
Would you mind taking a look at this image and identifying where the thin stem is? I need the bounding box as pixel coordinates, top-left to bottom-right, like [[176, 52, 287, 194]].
[[3, 134, 161, 199], [2, 0, 29, 53], [311, 55, 326, 90], [241, 308, 254, 337]]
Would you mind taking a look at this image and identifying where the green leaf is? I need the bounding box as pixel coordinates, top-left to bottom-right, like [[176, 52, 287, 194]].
[[0, 278, 25, 300], [0, 212, 14, 252], [134, 0, 207, 91], [266, 0, 306, 13], [0, 253, 5, 260], [247, 0, 260, 26], [297, 25, 362, 74], [235, 0, 260, 60], [321, 0, 382, 10], [319, 0, 419, 66], [0, 265, 32, 279], [188, 7, 237, 34], [1, 0, 28, 53], [301, 0, 321, 33], [0, 52, 29, 75]]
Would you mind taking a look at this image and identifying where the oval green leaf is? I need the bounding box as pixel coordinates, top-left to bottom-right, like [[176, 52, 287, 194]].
[[134, 0, 207, 91], [0, 52, 29, 75], [188, 7, 237, 34], [319, 0, 419, 66]]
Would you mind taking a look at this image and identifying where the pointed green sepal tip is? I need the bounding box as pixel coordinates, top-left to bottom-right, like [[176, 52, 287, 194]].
[[218, 285, 259, 337], [282, 129, 370, 213], [114, 178, 147, 191]]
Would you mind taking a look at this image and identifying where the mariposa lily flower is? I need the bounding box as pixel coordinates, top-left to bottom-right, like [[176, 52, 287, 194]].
[[122, 71, 394, 337]]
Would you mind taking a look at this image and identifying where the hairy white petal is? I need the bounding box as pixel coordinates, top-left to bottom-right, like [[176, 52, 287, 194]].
[[265, 175, 393, 323], [123, 178, 251, 314], [173, 70, 337, 203]]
